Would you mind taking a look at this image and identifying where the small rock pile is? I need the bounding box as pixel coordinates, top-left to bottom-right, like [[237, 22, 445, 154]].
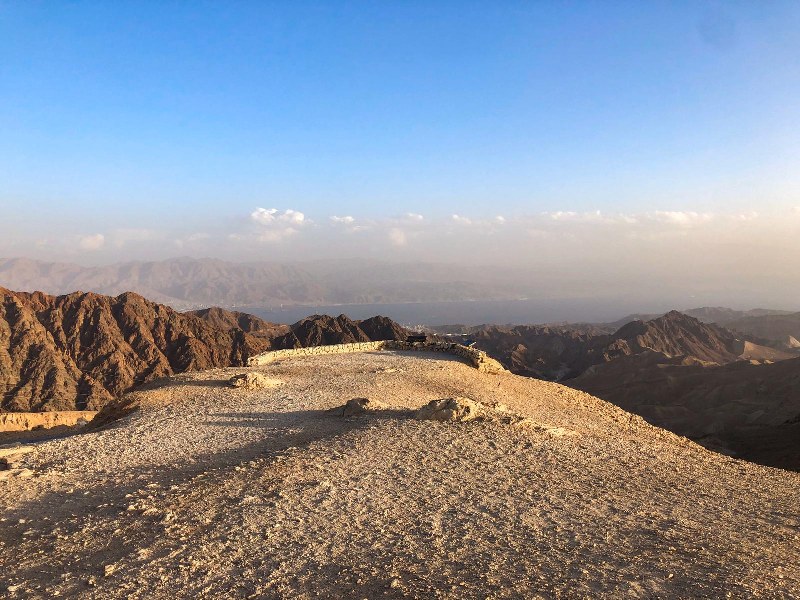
[[228, 373, 284, 390], [414, 397, 488, 423], [413, 398, 575, 436], [331, 398, 387, 417]]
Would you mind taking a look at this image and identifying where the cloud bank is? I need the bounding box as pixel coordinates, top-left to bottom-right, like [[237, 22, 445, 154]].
[[3, 206, 799, 308]]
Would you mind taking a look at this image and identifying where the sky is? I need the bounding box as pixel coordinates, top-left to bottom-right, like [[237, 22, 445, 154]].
[[1, 1, 799, 305]]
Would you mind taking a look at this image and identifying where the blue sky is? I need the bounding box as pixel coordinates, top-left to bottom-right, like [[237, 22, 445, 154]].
[[1, 1, 799, 287]]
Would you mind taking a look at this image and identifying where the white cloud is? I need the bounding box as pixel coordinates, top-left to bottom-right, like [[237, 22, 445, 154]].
[[330, 215, 371, 233], [495, 215, 506, 224], [404, 213, 424, 221], [544, 210, 635, 225], [451, 214, 472, 225], [547, 211, 578, 221], [650, 211, 714, 227], [249, 207, 307, 242], [78, 233, 105, 250], [389, 228, 407, 246], [251, 207, 305, 226]]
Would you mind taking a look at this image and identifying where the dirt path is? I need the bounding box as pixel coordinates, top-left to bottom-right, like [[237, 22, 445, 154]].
[[1, 351, 799, 598]]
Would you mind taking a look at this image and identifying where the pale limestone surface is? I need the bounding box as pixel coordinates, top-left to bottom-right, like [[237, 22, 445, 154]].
[[0, 350, 798, 599]]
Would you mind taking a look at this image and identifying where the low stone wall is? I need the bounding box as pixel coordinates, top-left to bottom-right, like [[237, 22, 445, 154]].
[[0, 410, 98, 433], [247, 340, 506, 374]]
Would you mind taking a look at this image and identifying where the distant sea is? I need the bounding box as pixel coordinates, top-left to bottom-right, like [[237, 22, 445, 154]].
[[249, 298, 663, 327]]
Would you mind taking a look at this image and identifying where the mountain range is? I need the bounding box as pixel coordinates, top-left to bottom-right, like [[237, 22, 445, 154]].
[[603, 306, 796, 329], [0, 257, 530, 310], [462, 311, 794, 381], [0, 287, 407, 411]]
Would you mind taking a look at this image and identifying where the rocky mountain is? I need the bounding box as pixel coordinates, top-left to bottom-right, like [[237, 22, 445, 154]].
[[602, 310, 744, 364], [187, 307, 291, 339], [604, 306, 793, 330], [0, 256, 528, 309], [467, 310, 786, 382], [272, 314, 409, 348], [0, 288, 408, 412]]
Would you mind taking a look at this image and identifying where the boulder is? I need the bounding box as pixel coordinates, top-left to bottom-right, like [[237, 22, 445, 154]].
[[414, 397, 486, 423], [331, 398, 386, 417], [228, 373, 284, 390]]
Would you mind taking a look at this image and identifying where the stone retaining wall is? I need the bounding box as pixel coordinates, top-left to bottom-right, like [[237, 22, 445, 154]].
[[247, 341, 506, 374], [0, 410, 98, 433]]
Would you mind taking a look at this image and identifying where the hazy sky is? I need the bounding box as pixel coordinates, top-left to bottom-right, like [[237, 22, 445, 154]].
[[1, 2, 799, 303]]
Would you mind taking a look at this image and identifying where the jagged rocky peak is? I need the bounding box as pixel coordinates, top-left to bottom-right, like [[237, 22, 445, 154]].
[[0, 287, 409, 412]]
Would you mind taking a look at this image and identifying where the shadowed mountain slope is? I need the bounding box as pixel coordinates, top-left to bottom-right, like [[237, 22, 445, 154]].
[[570, 353, 800, 470], [604, 307, 794, 330], [469, 325, 599, 380]]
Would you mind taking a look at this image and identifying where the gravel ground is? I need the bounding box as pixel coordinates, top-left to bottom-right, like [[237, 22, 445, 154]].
[[1, 350, 799, 599]]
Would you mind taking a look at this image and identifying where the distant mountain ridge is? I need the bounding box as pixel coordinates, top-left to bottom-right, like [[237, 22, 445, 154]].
[[725, 312, 800, 348], [466, 310, 788, 382], [0, 257, 528, 309], [604, 306, 794, 330], [0, 287, 408, 411]]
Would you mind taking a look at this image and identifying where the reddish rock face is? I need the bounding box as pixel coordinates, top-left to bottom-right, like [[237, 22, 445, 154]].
[[0, 288, 269, 411], [0, 287, 408, 412]]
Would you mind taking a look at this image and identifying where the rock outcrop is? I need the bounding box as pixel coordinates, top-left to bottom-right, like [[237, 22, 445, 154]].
[[331, 397, 387, 417], [228, 373, 284, 390], [414, 397, 486, 422]]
